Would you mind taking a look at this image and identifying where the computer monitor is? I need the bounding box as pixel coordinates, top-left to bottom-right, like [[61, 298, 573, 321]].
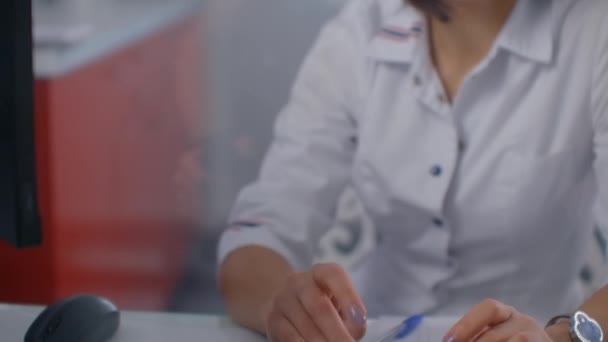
[[0, 0, 42, 247]]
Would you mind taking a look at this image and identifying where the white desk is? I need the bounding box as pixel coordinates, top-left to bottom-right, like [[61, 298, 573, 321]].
[[0, 304, 265, 342], [0, 304, 457, 341]]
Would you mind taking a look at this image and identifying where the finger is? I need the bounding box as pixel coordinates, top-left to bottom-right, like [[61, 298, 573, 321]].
[[311, 263, 367, 338], [475, 315, 541, 342], [267, 314, 306, 342], [474, 322, 514, 342], [276, 290, 326, 342], [298, 281, 354, 342], [471, 326, 490, 341], [444, 299, 514, 342], [507, 331, 545, 342]]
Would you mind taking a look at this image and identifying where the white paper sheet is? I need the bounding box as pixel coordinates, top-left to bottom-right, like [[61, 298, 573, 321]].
[[361, 316, 458, 342]]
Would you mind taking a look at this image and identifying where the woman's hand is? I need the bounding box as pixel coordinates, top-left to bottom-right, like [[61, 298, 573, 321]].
[[264, 263, 367, 342], [443, 299, 552, 342]]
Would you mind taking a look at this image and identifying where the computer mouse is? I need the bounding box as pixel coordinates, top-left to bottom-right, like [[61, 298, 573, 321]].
[[24, 294, 120, 342]]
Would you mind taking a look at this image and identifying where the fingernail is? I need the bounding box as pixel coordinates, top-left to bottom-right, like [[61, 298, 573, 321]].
[[443, 334, 456, 342], [348, 305, 367, 326]]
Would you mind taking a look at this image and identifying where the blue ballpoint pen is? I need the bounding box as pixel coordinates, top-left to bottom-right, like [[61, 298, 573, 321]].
[[375, 314, 425, 342]]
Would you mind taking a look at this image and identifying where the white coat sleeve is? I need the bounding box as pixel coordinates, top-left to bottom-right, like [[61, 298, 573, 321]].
[[593, 5, 608, 278], [217, 12, 365, 271]]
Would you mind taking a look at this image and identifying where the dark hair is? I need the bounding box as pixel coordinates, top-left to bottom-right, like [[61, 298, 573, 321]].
[[408, 0, 450, 21]]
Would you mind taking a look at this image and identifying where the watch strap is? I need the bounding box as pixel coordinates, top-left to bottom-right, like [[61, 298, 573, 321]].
[[547, 315, 572, 328]]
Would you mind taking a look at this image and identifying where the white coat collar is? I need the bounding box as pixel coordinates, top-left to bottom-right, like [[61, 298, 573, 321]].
[[367, 0, 571, 65]]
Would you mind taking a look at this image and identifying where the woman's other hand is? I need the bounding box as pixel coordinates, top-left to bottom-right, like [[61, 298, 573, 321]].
[[265, 263, 367, 342], [443, 299, 552, 342]]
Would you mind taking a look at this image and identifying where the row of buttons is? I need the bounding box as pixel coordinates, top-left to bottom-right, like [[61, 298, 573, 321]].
[[415, 68, 466, 180], [429, 135, 467, 229], [413, 75, 459, 232]]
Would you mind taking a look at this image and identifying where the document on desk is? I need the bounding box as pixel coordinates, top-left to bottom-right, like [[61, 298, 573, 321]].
[[361, 316, 458, 342]]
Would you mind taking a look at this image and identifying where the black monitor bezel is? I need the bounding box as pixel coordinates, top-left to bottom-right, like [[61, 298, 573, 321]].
[[0, 0, 42, 248]]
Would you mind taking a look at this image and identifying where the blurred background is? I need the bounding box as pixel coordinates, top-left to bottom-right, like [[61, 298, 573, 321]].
[[1, 0, 605, 318], [2, 0, 373, 316]]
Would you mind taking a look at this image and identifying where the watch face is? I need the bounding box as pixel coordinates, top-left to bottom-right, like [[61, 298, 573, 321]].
[[572, 311, 604, 342]]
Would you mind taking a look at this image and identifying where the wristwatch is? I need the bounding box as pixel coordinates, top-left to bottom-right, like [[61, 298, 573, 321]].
[[547, 311, 604, 342], [570, 311, 604, 342]]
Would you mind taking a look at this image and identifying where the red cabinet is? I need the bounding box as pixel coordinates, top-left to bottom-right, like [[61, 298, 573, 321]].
[[0, 13, 207, 310]]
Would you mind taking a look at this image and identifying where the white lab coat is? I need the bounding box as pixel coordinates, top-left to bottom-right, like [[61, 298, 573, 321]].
[[218, 0, 608, 321]]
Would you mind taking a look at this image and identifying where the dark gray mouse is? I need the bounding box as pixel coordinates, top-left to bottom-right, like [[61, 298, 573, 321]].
[[24, 294, 120, 342]]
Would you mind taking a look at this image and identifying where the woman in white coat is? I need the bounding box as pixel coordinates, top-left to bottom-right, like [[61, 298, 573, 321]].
[[218, 0, 608, 341]]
